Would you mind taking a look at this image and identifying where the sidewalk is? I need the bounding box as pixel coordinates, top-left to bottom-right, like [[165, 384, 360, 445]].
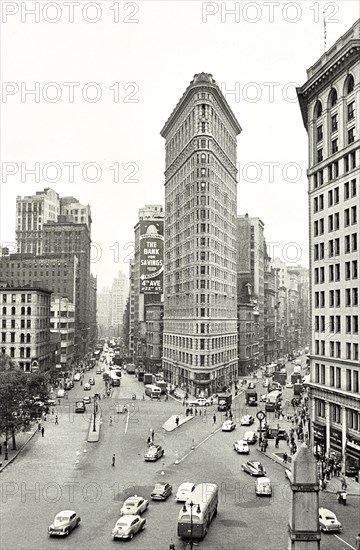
[[0, 424, 37, 472], [162, 414, 194, 432], [258, 440, 360, 496]]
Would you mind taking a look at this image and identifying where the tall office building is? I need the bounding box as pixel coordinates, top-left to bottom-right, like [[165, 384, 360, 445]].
[[111, 271, 128, 335], [97, 286, 112, 337], [161, 73, 241, 396], [131, 205, 164, 365], [297, 19, 360, 474], [16, 188, 60, 255]]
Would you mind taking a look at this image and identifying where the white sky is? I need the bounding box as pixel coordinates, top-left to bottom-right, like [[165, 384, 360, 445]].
[[1, 1, 359, 288]]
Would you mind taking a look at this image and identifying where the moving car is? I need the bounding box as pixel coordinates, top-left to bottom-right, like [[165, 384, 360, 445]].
[[241, 461, 266, 476], [187, 398, 211, 407], [255, 477, 272, 496], [120, 495, 149, 516], [57, 389, 65, 398], [318, 508, 342, 532], [112, 515, 146, 540], [84, 383, 91, 391], [73, 373, 81, 381], [75, 400, 86, 413], [243, 431, 257, 444], [48, 510, 80, 536], [222, 420, 236, 432], [233, 440, 249, 454], [83, 396, 91, 404], [144, 445, 164, 462], [96, 368, 101, 374], [240, 415, 254, 426], [150, 482, 172, 501], [175, 482, 195, 503]]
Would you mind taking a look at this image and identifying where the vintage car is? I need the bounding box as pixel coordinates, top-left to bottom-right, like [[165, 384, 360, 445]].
[[221, 420, 236, 432], [48, 510, 80, 536], [318, 508, 342, 532], [175, 482, 195, 503], [243, 431, 257, 444], [150, 482, 172, 501], [120, 495, 149, 517], [240, 415, 255, 426], [233, 440, 250, 454], [241, 461, 266, 476], [144, 445, 164, 462], [112, 515, 146, 540], [255, 477, 272, 496]]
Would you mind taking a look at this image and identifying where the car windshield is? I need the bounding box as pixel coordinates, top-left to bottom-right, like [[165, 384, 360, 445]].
[[154, 484, 164, 490], [55, 516, 70, 523], [125, 502, 136, 507], [116, 522, 128, 527]]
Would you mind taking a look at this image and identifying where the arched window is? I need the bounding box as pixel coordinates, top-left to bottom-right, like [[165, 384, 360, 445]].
[[20, 333, 25, 343], [26, 347, 31, 358], [11, 306, 16, 315], [21, 306, 25, 315], [27, 307, 31, 315], [26, 334, 31, 343], [2, 307, 6, 315], [345, 74, 355, 95], [314, 100, 322, 119], [328, 88, 337, 108]]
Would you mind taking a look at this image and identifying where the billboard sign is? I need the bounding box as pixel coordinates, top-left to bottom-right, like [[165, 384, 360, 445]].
[[139, 220, 164, 294]]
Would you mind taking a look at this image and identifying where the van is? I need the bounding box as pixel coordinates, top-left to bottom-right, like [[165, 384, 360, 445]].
[[255, 477, 272, 496]]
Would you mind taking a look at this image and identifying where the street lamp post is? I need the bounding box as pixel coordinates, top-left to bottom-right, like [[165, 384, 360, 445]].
[[182, 501, 201, 550], [93, 395, 98, 432]]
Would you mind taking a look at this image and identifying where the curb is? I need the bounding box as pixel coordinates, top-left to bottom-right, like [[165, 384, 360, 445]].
[[87, 414, 101, 442], [0, 428, 37, 473], [162, 415, 194, 432]]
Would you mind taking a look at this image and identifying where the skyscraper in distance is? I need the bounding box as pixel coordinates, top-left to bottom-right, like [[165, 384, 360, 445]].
[[161, 73, 241, 395]]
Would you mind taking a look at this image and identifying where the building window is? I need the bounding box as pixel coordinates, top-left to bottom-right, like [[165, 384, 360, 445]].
[[314, 100, 322, 119], [329, 88, 337, 107], [317, 148, 323, 163], [316, 125, 323, 142], [347, 101, 355, 121], [331, 139, 338, 154], [331, 114, 338, 132], [348, 127, 355, 145], [335, 367, 341, 388], [332, 404, 341, 424], [330, 366, 334, 387], [345, 74, 354, 95]]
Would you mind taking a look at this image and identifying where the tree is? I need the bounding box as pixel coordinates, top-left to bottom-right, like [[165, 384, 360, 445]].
[[0, 353, 18, 372], [0, 370, 49, 450]]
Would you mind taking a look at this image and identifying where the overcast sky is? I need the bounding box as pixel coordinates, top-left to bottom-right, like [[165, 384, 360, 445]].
[[1, 1, 359, 288]]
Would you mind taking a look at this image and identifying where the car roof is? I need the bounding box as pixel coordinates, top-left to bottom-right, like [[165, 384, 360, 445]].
[[125, 495, 142, 502], [179, 482, 194, 489], [319, 508, 335, 515], [56, 510, 76, 516], [117, 515, 140, 523], [257, 477, 270, 483], [235, 440, 247, 444], [244, 431, 254, 436]]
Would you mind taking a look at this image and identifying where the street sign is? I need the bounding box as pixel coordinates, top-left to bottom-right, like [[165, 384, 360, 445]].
[[256, 411, 266, 421]]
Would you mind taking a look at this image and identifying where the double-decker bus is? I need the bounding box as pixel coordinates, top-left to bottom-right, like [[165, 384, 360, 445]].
[[178, 483, 218, 540]]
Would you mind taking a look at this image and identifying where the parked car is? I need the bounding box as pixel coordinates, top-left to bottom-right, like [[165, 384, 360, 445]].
[[175, 482, 195, 503], [241, 461, 266, 476], [112, 515, 146, 540], [120, 495, 149, 516], [144, 445, 164, 462], [222, 420, 236, 432], [150, 482, 172, 501], [318, 508, 342, 532], [243, 431, 257, 444], [233, 440, 249, 454], [73, 373, 81, 381], [240, 415, 254, 426], [255, 477, 272, 496], [48, 510, 80, 536], [84, 383, 91, 391]]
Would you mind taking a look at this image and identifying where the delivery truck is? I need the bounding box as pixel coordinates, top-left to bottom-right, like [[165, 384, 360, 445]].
[[245, 389, 258, 406]]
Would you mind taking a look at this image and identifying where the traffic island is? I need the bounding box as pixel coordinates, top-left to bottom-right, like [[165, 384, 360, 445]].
[[87, 413, 101, 442], [162, 415, 194, 432]]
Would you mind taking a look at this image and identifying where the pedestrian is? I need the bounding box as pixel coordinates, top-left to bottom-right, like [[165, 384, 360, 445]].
[[109, 416, 113, 426], [195, 408, 198, 416], [175, 416, 180, 427], [355, 533, 360, 550], [275, 437, 279, 449], [112, 454, 115, 467], [41, 427, 44, 437], [341, 477, 347, 490], [38, 421, 41, 431], [283, 451, 288, 464], [52, 407, 54, 415], [150, 428, 154, 441], [55, 415, 58, 424], [147, 436, 152, 447]]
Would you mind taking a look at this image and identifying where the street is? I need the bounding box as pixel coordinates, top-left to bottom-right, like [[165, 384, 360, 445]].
[[0, 365, 359, 550]]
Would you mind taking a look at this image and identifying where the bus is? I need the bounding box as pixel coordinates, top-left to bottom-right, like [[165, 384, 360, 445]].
[[264, 363, 277, 377], [156, 380, 167, 394], [178, 483, 218, 540], [110, 370, 121, 387], [265, 390, 282, 412], [144, 384, 161, 399]]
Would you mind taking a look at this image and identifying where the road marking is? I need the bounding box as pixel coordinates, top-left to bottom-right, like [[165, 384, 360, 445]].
[[124, 412, 130, 434], [334, 535, 356, 550], [177, 427, 222, 463]]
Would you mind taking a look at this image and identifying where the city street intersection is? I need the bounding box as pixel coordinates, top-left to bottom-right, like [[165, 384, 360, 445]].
[[0, 370, 359, 550]]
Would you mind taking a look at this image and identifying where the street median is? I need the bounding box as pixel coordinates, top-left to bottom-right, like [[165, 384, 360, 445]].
[[87, 413, 101, 442]]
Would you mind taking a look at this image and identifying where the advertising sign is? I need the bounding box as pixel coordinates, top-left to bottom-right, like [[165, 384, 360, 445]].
[[139, 220, 164, 294]]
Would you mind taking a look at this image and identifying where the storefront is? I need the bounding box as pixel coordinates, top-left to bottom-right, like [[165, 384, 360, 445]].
[[312, 422, 326, 457], [330, 426, 343, 455], [345, 437, 360, 478]]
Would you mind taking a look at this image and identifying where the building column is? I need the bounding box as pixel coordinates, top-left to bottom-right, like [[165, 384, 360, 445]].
[[341, 406, 347, 475], [325, 400, 331, 455]]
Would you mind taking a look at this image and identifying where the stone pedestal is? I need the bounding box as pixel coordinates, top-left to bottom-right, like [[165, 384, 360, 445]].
[[288, 442, 321, 549]]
